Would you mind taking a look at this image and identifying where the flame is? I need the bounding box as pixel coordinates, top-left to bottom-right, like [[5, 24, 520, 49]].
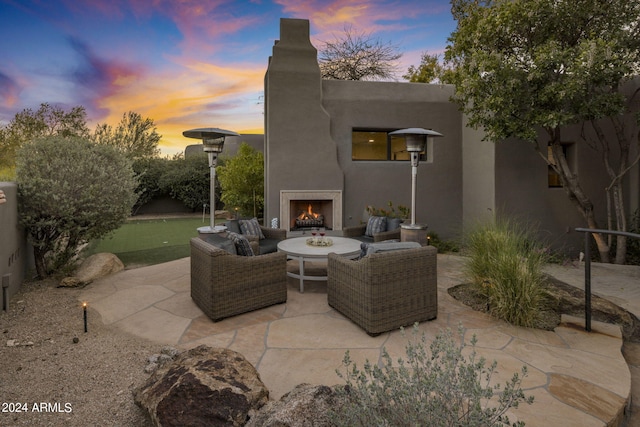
[[298, 204, 319, 220]]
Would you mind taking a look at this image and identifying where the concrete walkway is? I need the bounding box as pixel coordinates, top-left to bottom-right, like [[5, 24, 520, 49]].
[[79, 254, 640, 426]]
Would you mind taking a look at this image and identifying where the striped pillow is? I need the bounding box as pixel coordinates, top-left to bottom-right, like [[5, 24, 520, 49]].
[[226, 232, 255, 256], [365, 216, 387, 237], [240, 218, 265, 239]]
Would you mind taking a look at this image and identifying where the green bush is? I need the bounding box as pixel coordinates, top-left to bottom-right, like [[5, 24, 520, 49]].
[[16, 136, 137, 278], [464, 218, 548, 327], [330, 324, 532, 426]]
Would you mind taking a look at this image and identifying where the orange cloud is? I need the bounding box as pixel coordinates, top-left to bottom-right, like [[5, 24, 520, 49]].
[[94, 59, 266, 156]]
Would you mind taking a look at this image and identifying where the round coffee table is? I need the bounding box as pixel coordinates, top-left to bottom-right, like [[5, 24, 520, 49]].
[[277, 236, 361, 292]]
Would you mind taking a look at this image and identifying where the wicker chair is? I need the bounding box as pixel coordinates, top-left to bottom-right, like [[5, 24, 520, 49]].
[[190, 237, 287, 321], [327, 245, 438, 336], [342, 223, 401, 243]]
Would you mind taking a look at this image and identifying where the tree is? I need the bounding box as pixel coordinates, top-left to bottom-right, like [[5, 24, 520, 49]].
[[402, 52, 451, 84], [445, 0, 640, 263], [318, 26, 402, 81], [160, 153, 211, 211], [92, 111, 161, 160], [131, 156, 171, 215], [217, 143, 264, 218], [0, 103, 90, 172], [16, 136, 137, 277]]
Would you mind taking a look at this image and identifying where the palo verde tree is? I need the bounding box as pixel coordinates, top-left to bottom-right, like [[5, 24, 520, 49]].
[[217, 142, 264, 218], [16, 137, 137, 278], [318, 26, 402, 81], [445, 0, 640, 263]]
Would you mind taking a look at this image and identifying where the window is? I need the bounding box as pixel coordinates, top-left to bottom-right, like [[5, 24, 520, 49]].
[[548, 143, 572, 188], [352, 130, 427, 161]]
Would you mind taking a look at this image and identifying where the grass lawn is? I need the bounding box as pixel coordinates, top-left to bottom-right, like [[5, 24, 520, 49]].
[[85, 217, 211, 268]]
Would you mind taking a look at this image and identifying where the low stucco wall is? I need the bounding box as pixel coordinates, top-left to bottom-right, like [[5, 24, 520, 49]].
[[0, 182, 29, 312]]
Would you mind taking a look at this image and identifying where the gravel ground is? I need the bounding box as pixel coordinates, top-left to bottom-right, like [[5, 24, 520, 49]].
[[0, 278, 159, 426]]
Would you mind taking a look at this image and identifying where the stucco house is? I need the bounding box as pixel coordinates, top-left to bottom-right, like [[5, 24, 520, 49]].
[[262, 18, 639, 256]]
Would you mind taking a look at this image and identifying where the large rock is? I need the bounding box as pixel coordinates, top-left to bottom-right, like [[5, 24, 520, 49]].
[[60, 253, 124, 287], [247, 384, 341, 427], [134, 345, 269, 427]]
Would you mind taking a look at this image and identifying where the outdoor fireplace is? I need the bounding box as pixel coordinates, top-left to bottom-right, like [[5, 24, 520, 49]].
[[294, 203, 325, 228], [280, 190, 343, 231]]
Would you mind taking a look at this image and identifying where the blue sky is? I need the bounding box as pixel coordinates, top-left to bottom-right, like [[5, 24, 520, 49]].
[[0, 0, 455, 155]]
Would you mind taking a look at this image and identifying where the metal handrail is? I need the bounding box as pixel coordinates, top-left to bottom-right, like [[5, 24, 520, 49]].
[[574, 228, 640, 331]]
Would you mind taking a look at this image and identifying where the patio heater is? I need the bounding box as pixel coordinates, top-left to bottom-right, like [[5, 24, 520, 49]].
[[389, 128, 443, 244], [183, 127, 240, 233]]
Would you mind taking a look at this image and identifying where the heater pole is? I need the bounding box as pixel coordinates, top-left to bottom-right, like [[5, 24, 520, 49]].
[[411, 164, 418, 225], [209, 153, 216, 231]]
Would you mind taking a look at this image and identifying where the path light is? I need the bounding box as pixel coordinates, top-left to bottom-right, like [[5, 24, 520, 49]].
[[389, 128, 443, 243], [183, 128, 240, 232]]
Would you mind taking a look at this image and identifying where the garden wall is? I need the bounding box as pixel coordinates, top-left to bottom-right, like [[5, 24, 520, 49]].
[[0, 182, 29, 312]]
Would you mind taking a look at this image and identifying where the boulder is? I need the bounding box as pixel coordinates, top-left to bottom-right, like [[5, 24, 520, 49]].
[[60, 253, 124, 287], [247, 384, 341, 427], [134, 345, 269, 427]]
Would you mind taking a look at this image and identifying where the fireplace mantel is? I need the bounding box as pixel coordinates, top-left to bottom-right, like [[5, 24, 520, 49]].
[[280, 190, 342, 231]]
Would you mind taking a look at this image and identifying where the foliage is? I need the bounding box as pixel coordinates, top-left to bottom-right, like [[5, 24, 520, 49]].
[[330, 324, 532, 426], [0, 165, 15, 181], [16, 136, 137, 278], [318, 26, 402, 81], [0, 103, 90, 170], [445, 0, 640, 263], [217, 142, 264, 218], [463, 217, 548, 327], [160, 153, 211, 211], [427, 231, 460, 253], [403, 51, 455, 84], [365, 201, 410, 219], [131, 157, 172, 214], [92, 111, 161, 160]]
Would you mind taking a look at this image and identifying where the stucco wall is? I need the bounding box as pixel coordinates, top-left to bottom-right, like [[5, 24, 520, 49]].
[[264, 18, 344, 225], [321, 80, 463, 238], [0, 182, 28, 311], [494, 136, 608, 255], [264, 17, 639, 253]]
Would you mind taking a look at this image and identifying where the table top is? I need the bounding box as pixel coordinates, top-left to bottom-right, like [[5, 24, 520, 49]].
[[277, 236, 361, 258]]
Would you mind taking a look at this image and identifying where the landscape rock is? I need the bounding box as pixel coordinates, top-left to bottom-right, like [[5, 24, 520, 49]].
[[247, 383, 341, 427], [60, 253, 124, 287], [134, 345, 269, 427]]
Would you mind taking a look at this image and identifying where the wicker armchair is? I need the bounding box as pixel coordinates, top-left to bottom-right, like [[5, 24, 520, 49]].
[[190, 237, 287, 321], [342, 223, 401, 243], [327, 245, 438, 335]]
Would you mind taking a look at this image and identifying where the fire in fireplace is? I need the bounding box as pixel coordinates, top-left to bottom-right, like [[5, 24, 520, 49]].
[[295, 204, 324, 228]]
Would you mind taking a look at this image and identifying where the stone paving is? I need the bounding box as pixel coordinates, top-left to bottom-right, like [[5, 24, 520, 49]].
[[80, 254, 640, 426]]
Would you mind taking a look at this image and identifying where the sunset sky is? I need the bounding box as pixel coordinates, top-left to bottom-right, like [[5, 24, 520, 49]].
[[0, 0, 455, 156]]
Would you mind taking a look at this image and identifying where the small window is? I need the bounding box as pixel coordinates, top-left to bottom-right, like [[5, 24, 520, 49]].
[[352, 130, 427, 161], [548, 143, 571, 188]]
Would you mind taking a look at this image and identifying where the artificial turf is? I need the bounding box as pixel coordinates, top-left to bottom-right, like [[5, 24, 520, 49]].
[[84, 217, 209, 268]]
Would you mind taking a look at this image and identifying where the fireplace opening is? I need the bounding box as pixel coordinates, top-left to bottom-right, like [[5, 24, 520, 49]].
[[290, 200, 333, 230]]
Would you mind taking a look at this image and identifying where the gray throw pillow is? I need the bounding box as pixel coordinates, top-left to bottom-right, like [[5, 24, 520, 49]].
[[365, 216, 387, 237], [226, 231, 255, 256], [240, 217, 265, 239]]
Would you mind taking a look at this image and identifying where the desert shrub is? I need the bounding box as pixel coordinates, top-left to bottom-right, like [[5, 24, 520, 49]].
[[330, 325, 532, 426], [16, 136, 137, 278], [464, 218, 548, 327]]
